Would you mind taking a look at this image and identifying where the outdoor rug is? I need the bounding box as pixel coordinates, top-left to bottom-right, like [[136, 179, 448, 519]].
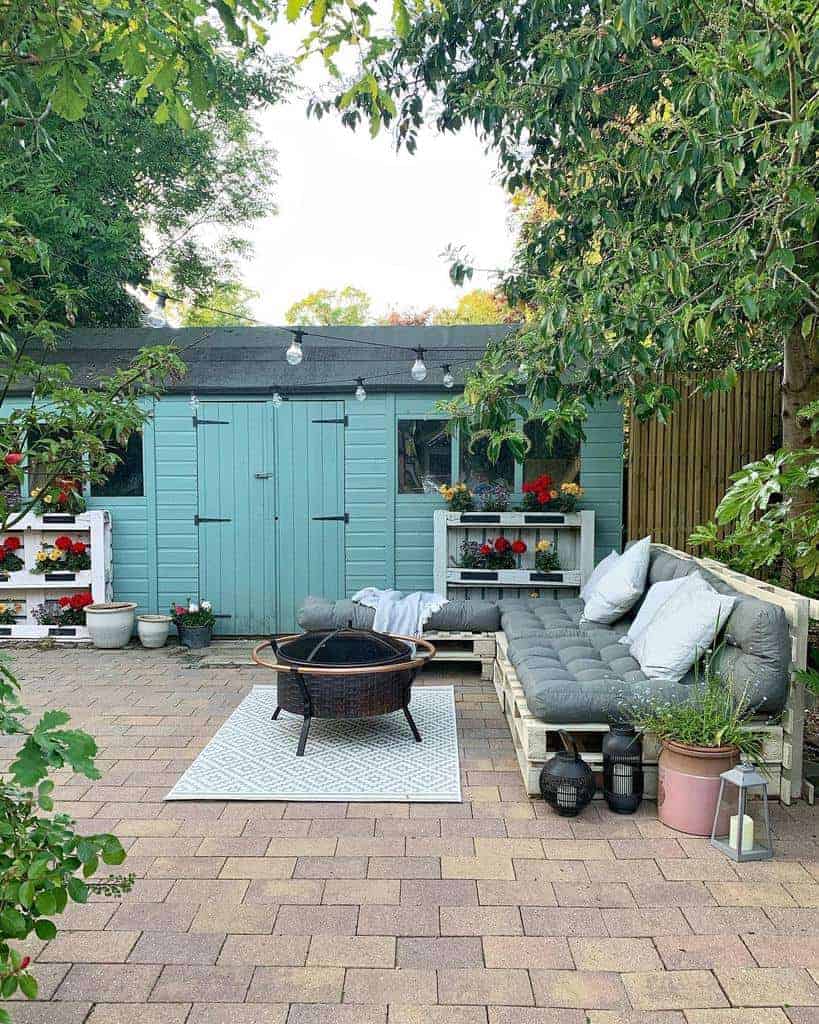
[[165, 684, 461, 802]]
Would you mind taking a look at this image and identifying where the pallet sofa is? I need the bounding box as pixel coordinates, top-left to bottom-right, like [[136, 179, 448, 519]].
[[299, 544, 812, 804]]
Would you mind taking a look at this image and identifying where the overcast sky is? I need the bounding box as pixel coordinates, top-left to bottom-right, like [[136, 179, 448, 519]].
[[240, 22, 515, 324]]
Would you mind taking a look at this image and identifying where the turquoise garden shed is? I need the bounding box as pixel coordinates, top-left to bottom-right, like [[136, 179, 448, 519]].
[[26, 326, 625, 634]]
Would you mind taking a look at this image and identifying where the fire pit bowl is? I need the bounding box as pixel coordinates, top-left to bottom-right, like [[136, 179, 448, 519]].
[[252, 627, 436, 756]]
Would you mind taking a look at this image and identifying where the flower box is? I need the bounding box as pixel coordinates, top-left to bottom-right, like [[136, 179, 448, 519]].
[[445, 511, 583, 528], [0, 570, 92, 590], [0, 623, 90, 642], [447, 568, 582, 587]]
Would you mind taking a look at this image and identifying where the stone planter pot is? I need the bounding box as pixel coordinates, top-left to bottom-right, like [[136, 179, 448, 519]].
[[137, 614, 172, 649], [176, 623, 212, 649], [658, 739, 739, 836], [85, 602, 137, 649]]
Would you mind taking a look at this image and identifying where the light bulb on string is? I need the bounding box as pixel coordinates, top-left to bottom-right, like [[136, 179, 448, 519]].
[[442, 364, 454, 389], [354, 378, 367, 403], [517, 361, 528, 382], [271, 392, 284, 408], [410, 348, 427, 382], [286, 330, 304, 366], [189, 393, 200, 414], [146, 293, 168, 329]]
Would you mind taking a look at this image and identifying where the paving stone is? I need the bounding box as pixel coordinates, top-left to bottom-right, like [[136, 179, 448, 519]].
[[367, 857, 440, 879], [343, 968, 437, 1005], [337, 838, 406, 857], [288, 1008, 386, 1024], [621, 971, 728, 1010], [654, 934, 754, 970], [106, 900, 198, 932], [295, 857, 368, 879], [217, 934, 309, 965], [477, 881, 557, 905], [684, 1012, 789, 1024], [440, 906, 523, 935], [569, 937, 663, 971], [274, 905, 358, 936], [5, 1004, 91, 1024], [219, 857, 296, 879], [150, 965, 253, 1002], [680, 907, 774, 934], [400, 879, 478, 906], [628, 882, 714, 907], [488, 1010, 585, 1024], [264, 839, 338, 857], [542, 841, 614, 860], [55, 964, 161, 1002], [482, 936, 572, 969], [439, 967, 534, 1005], [522, 907, 607, 936], [189, 903, 274, 934], [762, 907, 819, 933], [357, 905, 439, 936], [529, 969, 629, 1009], [323, 881, 401, 905], [584, 1014, 686, 1024], [715, 967, 819, 1006], [148, 856, 226, 879], [553, 883, 636, 908], [705, 882, 795, 907], [127, 931, 225, 965], [245, 879, 325, 904], [245, 966, 345, 1003], [86, 1006, 191, 1024], [168, 879, 248, 903], [389, 1006, 486, 1024], [396, 937, 483, 968], [440, 855, 515, 880], [743, 934, 819, 967], [187, 1006, 288, 1024], [308, 936, 395, 967], [39, 930, 139, 963]]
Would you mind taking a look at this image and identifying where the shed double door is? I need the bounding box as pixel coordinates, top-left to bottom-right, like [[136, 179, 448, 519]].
[[196, 400, 345, 634]]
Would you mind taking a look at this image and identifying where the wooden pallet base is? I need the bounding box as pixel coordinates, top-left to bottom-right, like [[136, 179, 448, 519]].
[[425, 631, 496, 679], [494, 631, 785, 799]]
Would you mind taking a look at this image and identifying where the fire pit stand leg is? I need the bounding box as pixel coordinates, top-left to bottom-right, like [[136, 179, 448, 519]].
[[271, 707, 282, 720], [296, 715, 312, 757], [294, 672, 313, 757], [403, 704, 422, 743]]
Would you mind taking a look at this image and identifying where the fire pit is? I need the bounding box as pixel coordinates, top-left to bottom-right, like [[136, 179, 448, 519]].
[[252, 627, 436, 756]]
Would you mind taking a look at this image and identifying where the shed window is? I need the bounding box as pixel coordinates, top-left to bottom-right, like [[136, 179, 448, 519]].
[[523, 421, 581, 487], [459, 433, 515, 492], [397, 419, 451, 494], [91, 433, 144, 497]]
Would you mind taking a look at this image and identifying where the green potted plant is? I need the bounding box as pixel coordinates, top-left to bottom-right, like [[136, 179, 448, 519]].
[[631, 666, 764, 837], [172, 599, 215, 649]]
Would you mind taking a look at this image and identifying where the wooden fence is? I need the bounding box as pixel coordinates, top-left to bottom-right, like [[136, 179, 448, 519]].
[[626, 370, 781, 551]]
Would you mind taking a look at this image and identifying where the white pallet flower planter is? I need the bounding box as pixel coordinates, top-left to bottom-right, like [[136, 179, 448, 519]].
[[434, 509, 595, 600], [0, 509, 112, 644]]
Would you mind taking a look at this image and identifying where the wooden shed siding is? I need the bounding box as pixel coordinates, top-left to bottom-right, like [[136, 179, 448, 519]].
[[152, 396, 199, 610], [344, 395, 392, 594]]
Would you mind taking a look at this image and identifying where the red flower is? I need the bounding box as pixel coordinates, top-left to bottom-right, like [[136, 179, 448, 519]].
[[495, 537, 510, 552], [58, 596, 71, 607], [512, 539, 527, 554], [55, 535, 73, 551], [71, 541, 86, 555], [479, 543, 492, 556], [57, 491, 69, 505], [3, 452, 22, 467], [3, 536, 20, 550], [69, 592, 93, 610], [19, 956, 30, 970]]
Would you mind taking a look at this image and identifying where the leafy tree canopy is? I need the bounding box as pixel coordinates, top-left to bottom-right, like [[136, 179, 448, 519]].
[[180, 283, 261, 328], [300, 0, 819, 461], [285, 286, 373, 325], [433, 289, 519, 326]]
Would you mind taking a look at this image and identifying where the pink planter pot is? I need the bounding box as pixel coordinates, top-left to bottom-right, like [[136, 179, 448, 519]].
[[657, 739, 739, 836]]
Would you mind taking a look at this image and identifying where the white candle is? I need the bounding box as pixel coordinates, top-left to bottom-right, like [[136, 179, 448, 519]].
[[729, 813, 754, 853]]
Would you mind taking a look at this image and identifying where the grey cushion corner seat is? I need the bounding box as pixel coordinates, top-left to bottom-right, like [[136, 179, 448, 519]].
[[296, 545, 791, 724]]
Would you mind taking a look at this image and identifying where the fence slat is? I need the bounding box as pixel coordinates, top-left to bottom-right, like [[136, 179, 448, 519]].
[[627, 371, 780, 549]]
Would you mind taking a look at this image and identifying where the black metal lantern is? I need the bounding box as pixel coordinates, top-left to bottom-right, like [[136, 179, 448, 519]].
[[539, 731, 596, 817], [602, 724, 644, 814]]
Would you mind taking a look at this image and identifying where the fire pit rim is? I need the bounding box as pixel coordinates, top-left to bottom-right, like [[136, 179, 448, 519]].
[[252, 633, 436, 676]]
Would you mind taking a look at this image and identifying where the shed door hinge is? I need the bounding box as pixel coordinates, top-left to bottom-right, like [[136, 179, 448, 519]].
[[193, 416, 230, 427], [194, 516, 232, 526], [312, 513, 350, 524], [312, 416, 348, 426]]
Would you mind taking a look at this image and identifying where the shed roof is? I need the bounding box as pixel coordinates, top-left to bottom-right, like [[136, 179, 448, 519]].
[[28, 325, 513, 395]]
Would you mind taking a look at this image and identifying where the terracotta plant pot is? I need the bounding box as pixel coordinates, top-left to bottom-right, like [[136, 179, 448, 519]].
[[657, 739, 739, 836]]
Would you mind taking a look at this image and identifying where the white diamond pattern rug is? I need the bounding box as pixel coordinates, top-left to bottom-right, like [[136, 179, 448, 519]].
[[165, 685, 461, 802]]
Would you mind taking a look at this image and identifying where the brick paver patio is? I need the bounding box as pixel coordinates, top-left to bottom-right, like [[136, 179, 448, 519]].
[[3, 646, 818, 1023]]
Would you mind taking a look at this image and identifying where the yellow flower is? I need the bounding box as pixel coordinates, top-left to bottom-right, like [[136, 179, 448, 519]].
[[36, 551, 47, 562], [0, 604, 7, 615], [49, 549, 62, 561], [30, 488, 40, 498], [536, 539, 552, 552], [43, 494, 53, 504]]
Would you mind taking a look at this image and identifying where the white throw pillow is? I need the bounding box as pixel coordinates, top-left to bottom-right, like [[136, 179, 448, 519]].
[[580, 550, 620, 602], [582, 536, 651, 625], [630, 576, 736, 683], [620, 573, 699, 646]]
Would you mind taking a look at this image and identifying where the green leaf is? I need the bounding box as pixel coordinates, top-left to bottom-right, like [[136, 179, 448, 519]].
[[286, 0, 306, 20], [67, 877, 89, 904], [0, 908, 27, 937], [50, 70, 89, 121], [34, 891, 57, 916], [18, 973, 38, 1000], [34, 918, 57, 941]]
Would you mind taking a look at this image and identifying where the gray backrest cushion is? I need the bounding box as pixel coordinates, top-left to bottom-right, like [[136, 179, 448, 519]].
[[639, 548, 790, 712], [297, 596, 500, 633]]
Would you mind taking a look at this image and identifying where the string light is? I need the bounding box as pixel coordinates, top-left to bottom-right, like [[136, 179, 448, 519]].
[[442, 364, 454, 389], [285, 330, 304, 366], [354, 378, 367, 402], [411, 347, 428, 382], [271, 392, 284, 408], [517, 361, 528, 382]]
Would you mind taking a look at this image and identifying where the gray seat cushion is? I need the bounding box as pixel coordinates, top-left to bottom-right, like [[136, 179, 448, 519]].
[[501, 548, 790, 723], [297, 596, 501, 633]]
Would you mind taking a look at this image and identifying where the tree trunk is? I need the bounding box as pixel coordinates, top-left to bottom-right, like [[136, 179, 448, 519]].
[[782, 317, 819, 448]]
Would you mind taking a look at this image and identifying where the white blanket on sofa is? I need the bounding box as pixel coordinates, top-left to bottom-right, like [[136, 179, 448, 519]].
[[351, 588, 448, 637]]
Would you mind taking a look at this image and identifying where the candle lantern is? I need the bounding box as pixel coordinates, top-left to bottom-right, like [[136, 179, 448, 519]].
[[602, 724, 644, 814], [709, 761, 773, 862], [539, 731, 596, 817]]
